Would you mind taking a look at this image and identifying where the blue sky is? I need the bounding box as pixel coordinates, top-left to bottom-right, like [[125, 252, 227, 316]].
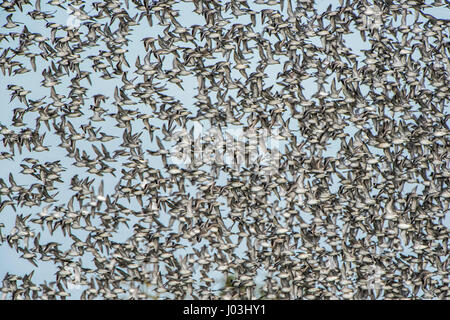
[[0, 0, 449, 299]]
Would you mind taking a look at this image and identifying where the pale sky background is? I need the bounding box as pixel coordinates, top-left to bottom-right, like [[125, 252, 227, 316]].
[[0, 0, 449, 299]]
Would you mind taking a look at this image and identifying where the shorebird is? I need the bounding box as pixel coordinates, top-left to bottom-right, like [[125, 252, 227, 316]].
[[0, 0, 448, 301]]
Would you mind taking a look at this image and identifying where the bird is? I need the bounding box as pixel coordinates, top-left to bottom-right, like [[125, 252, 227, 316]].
[[0, 0, 448, 301]]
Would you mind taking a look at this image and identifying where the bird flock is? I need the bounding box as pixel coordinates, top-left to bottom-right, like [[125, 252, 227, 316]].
[[0, 0, 449, 300]]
